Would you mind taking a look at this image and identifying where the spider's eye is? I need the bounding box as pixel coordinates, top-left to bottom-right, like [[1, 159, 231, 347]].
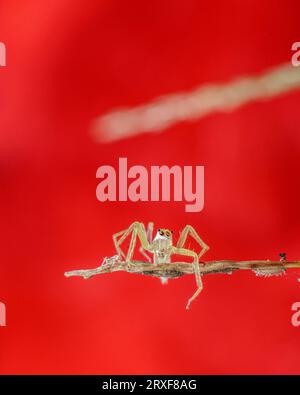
[[159, 230, 164, 236], [165, 231, 171, 237]]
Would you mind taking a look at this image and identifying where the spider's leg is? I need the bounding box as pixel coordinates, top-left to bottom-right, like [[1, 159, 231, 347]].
[[114, 222, 153, 263], [126, 230, 137, 261], [147, 222, 154, 243], [139, 248, 152, 262], [177, 225, 209, 260], [186, 263, 203, 310], [172, 246, 203, 309], [139, 222, 154, 262], [112, 229, 128, 259]]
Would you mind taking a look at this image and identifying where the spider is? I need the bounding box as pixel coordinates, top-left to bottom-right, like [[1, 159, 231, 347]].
[[112, 221, 210, 309]]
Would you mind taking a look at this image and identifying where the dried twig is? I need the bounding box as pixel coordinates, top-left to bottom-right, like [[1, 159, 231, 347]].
[[91, 63, 300, 142], [65, 256, 300, 280], [64, 223, 300, 309], [65, 254, 300, 309]]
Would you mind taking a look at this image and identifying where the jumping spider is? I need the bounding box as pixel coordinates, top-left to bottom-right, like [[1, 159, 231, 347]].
[[112, 221, 209, 309]]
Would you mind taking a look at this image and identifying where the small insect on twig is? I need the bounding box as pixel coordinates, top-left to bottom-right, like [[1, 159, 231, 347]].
[[65, 222, 300, 309]]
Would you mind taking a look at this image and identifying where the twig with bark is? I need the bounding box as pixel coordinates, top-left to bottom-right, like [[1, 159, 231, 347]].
[[65, 255, 300, 309], [65, 256, 300, 280]]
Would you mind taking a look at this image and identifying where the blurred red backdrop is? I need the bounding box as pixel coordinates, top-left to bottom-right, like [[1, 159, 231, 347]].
[[1, 0, 300, 374]]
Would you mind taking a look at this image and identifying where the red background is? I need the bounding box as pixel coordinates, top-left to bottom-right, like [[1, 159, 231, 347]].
[[1, 0, 300, 374]]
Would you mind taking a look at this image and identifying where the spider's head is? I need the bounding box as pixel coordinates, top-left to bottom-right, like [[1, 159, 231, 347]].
[[154, 228, 173, 241]]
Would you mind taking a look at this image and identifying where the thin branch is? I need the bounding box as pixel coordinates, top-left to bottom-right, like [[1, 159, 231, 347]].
[[65, 257, 300, 280], [91, 63, 300, 143]]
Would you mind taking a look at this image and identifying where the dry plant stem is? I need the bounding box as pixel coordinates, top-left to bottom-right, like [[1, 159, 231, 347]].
[[92, 63, 300, 142], [65, 260, 300, 279], [65, 259, 300, 309]]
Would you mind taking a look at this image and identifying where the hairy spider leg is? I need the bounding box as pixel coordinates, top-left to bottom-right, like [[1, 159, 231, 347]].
[[139, 222, 154, 262], [176, 225, 209, 308], [171, 246, 202, 309], [177, 225, 210, 259], [112, 221, 153, 262]]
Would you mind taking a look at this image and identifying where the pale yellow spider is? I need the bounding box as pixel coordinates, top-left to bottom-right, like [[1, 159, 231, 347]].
[[112, 221, 209, 309]]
